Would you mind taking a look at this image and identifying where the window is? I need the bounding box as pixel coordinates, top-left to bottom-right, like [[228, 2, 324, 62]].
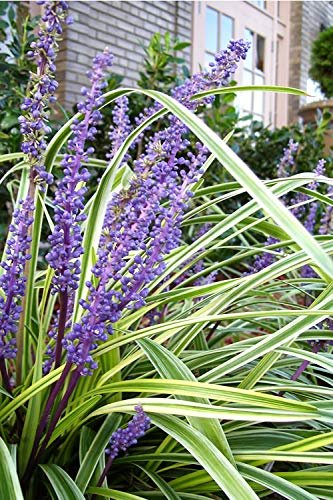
[[306, 78, 324, 104], [205, 7, 218, 54], [238, 29, 265, 121], [205, 7, 234, 66], [220, 14, 233, 51], [251, 0, 266, 9]]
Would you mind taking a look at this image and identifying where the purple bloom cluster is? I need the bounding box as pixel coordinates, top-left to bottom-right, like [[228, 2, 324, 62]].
[[107, 96, 132, 161], [61, 41, 250, 374], [46, 48, 113, 294], [44, 49, 113, 372], [303, 159, 326, 234], [105, 406, 150, 461], [248, 236, 280, 275], [0, 2, 69, 376], [63, 142, 209, 374], [249, 145, 329, 276], [277, 139, 299, 178], [319, 184, 333, 235], [95, 405, 150, 486], [136, 39, 250, 125], [172, 39, 250, 110], [0, 198, 34, 359], [19, 1, 72, 185]]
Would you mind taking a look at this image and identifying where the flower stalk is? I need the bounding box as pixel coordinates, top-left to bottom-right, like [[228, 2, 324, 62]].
[[15, 1, 71, 384]]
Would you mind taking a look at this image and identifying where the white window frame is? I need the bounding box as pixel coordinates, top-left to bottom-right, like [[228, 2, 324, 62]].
[[192, 1, 291, 127]]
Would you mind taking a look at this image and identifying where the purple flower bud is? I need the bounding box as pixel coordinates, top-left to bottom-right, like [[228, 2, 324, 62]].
[[19, 1, 71, 185], [0, 198, 35, 359], [277, 139, 299, 179], [105, 406, 150, 461], [107, 96, 132, 161]]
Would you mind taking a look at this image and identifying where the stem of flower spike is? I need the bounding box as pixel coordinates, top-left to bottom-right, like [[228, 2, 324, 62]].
[[32, 368, 81, 466], [54, 290, 68, 368], [278, 341, 324, 397], [291, 341, 324, 381], [0, 358, 12, 394], [16, 179, 36, 385], [93, 455, 114, 496], [22, 361, 72, 481]]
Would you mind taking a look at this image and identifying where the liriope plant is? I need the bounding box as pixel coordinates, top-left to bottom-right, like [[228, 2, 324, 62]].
[[0, 2, 333, 499]]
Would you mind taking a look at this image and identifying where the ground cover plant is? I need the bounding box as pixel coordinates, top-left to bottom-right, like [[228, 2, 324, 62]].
[[1, 2, 333, 499]]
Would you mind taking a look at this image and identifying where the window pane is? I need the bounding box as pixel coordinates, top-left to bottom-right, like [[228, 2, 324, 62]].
[[251, 0, 266, 8], [206, 8, 218, 53], [244, 29, 253, 69], [220, 14, 234, 50], [239, 69, 253, 112], [254, 73, 264, 114], [243, 69, 253, 86], [256, 35, 265, 72]]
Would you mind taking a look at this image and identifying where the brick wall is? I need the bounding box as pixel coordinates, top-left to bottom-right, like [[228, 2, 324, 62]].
[[288, 1, 333, 122], [58, 1, 193, 109]]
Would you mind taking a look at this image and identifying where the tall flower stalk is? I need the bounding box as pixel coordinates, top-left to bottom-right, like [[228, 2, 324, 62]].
[[27, 49, 113, 474], [0, 1, 70, 386], [97, 406, 150, 488], [0, 199, 34, 391], [20, 0, 72, 187], [45, 48, 113, 371], [108, 95, 132, 161]]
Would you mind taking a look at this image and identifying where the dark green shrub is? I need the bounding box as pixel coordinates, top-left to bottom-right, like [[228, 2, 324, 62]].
[[231, 111, 333, 179], [309, 26, 333, 99]]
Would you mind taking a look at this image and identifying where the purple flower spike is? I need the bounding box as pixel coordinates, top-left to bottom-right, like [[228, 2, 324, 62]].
[[313, 158, 326, 178], [248, 236, 280, 275], [96, 406, 150, 486], [62, 142, 209, 374], [106, 406, 150, 460], [0, 198, 35, 359], [174, 39, 250, 109], [136, 39, 250, 124], [303, 159, 326, 234], [108, 96, 132, 161], [277, 139, 299, 179], [319, 184, 333, 235], [46, 47, 113, 294], [44, 48, 113, 372], [20, 1, 71, 185]]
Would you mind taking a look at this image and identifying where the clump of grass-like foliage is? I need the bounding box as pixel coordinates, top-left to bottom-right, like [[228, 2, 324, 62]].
[[1, 2, 333, 499]]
